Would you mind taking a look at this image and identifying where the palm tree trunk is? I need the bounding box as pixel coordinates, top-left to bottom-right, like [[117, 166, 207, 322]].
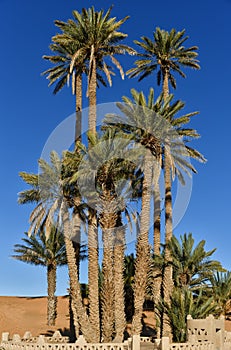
[[113, 219, 126, 342], [87, 52, 100, 341], [100, 190, 118, 342], [88, 55, 97, 134], [154, 186, 161, 258], [72, 207, 81, 279], [47, 263, 57, 326], [152, 154, 162, 336], [101, 228, 114, 342], [88, 214, 100, 342], [131, 151, 152, 335], [61, 201, 93, 341], [75, 74, 82, 145], [161, 70, 173, 339], [162, 69, 169, 102], [162, 145, 173, 338], [73, 72, 82, 276], [71, 74, 83, 340], [153, 184, 162, 337]]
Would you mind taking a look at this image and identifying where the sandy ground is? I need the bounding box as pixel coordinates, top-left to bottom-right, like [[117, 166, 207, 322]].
[[0, 295, 230, 339]]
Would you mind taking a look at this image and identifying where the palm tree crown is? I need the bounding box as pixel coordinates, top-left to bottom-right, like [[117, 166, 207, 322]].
[[12, 228, 67, 267], [69, 6, 133, 87], [127, 27, 200, 96]]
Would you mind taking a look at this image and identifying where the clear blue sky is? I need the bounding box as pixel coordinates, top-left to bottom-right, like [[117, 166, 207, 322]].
[[0, 0, 230, 296]]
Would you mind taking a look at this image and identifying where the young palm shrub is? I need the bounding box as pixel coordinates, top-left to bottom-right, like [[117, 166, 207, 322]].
[[167, 233, 224, 290], [152, 233, 224, 340], [12, 228, 67, 326], [157, 287, 218, 342], [209, 271, 231, 318]]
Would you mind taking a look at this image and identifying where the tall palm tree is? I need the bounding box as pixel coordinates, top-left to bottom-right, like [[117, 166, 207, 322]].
[[12, 228, 67, 326], [54, 10, 134, 341], [104, 88, 205, 336], [127, 28, 200, 337], [105, 88, 161, 335], [63, 144, 101, 342], [42, 23, 87, 292], [18, 151, 92, 341], [75, 129, 139, 341]]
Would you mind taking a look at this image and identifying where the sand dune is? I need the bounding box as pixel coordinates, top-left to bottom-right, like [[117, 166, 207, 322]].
[[0, 296, 70, 338], [0, 295, 230, 340]]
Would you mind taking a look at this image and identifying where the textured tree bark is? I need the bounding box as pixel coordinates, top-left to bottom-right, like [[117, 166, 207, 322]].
[[75, 74, 82, 144], [88, 56, 97, 134], [71, 73, 83, 340], [162, 69, 169, 102], [161, 70, 173, 340], [47, 264, 57, 326], [131, 151, 152, 335], [100, 191, 118, 342], [71, 206, 81, 279], [153, 184, 162, 338], [62, 201, 93, 341], [87, 50, 100, 342], [88, 214, 100, 342], [162, 146, 174, 338], [113, 223, 126, 342], [101, 229, 114, 342]]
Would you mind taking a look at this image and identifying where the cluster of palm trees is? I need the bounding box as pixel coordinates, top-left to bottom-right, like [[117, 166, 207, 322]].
[[14, 5, 230, 343]]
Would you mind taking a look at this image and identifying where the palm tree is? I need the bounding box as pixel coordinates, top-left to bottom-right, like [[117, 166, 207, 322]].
[[105, 89, 163, 335], [75, 129, 139, 341], [104, 88, 205, 335], [18, 151, 92, 341], [127, 28, 200, 336], [42, 22, 87, 293], [63, 144, 101, 342], [12, 228, 67, 326], [54, 10, 134, 340]]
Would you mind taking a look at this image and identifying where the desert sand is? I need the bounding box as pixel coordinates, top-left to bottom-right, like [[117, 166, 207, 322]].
[[0, 296, 70, 338], [0, 295, 230, 340]]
